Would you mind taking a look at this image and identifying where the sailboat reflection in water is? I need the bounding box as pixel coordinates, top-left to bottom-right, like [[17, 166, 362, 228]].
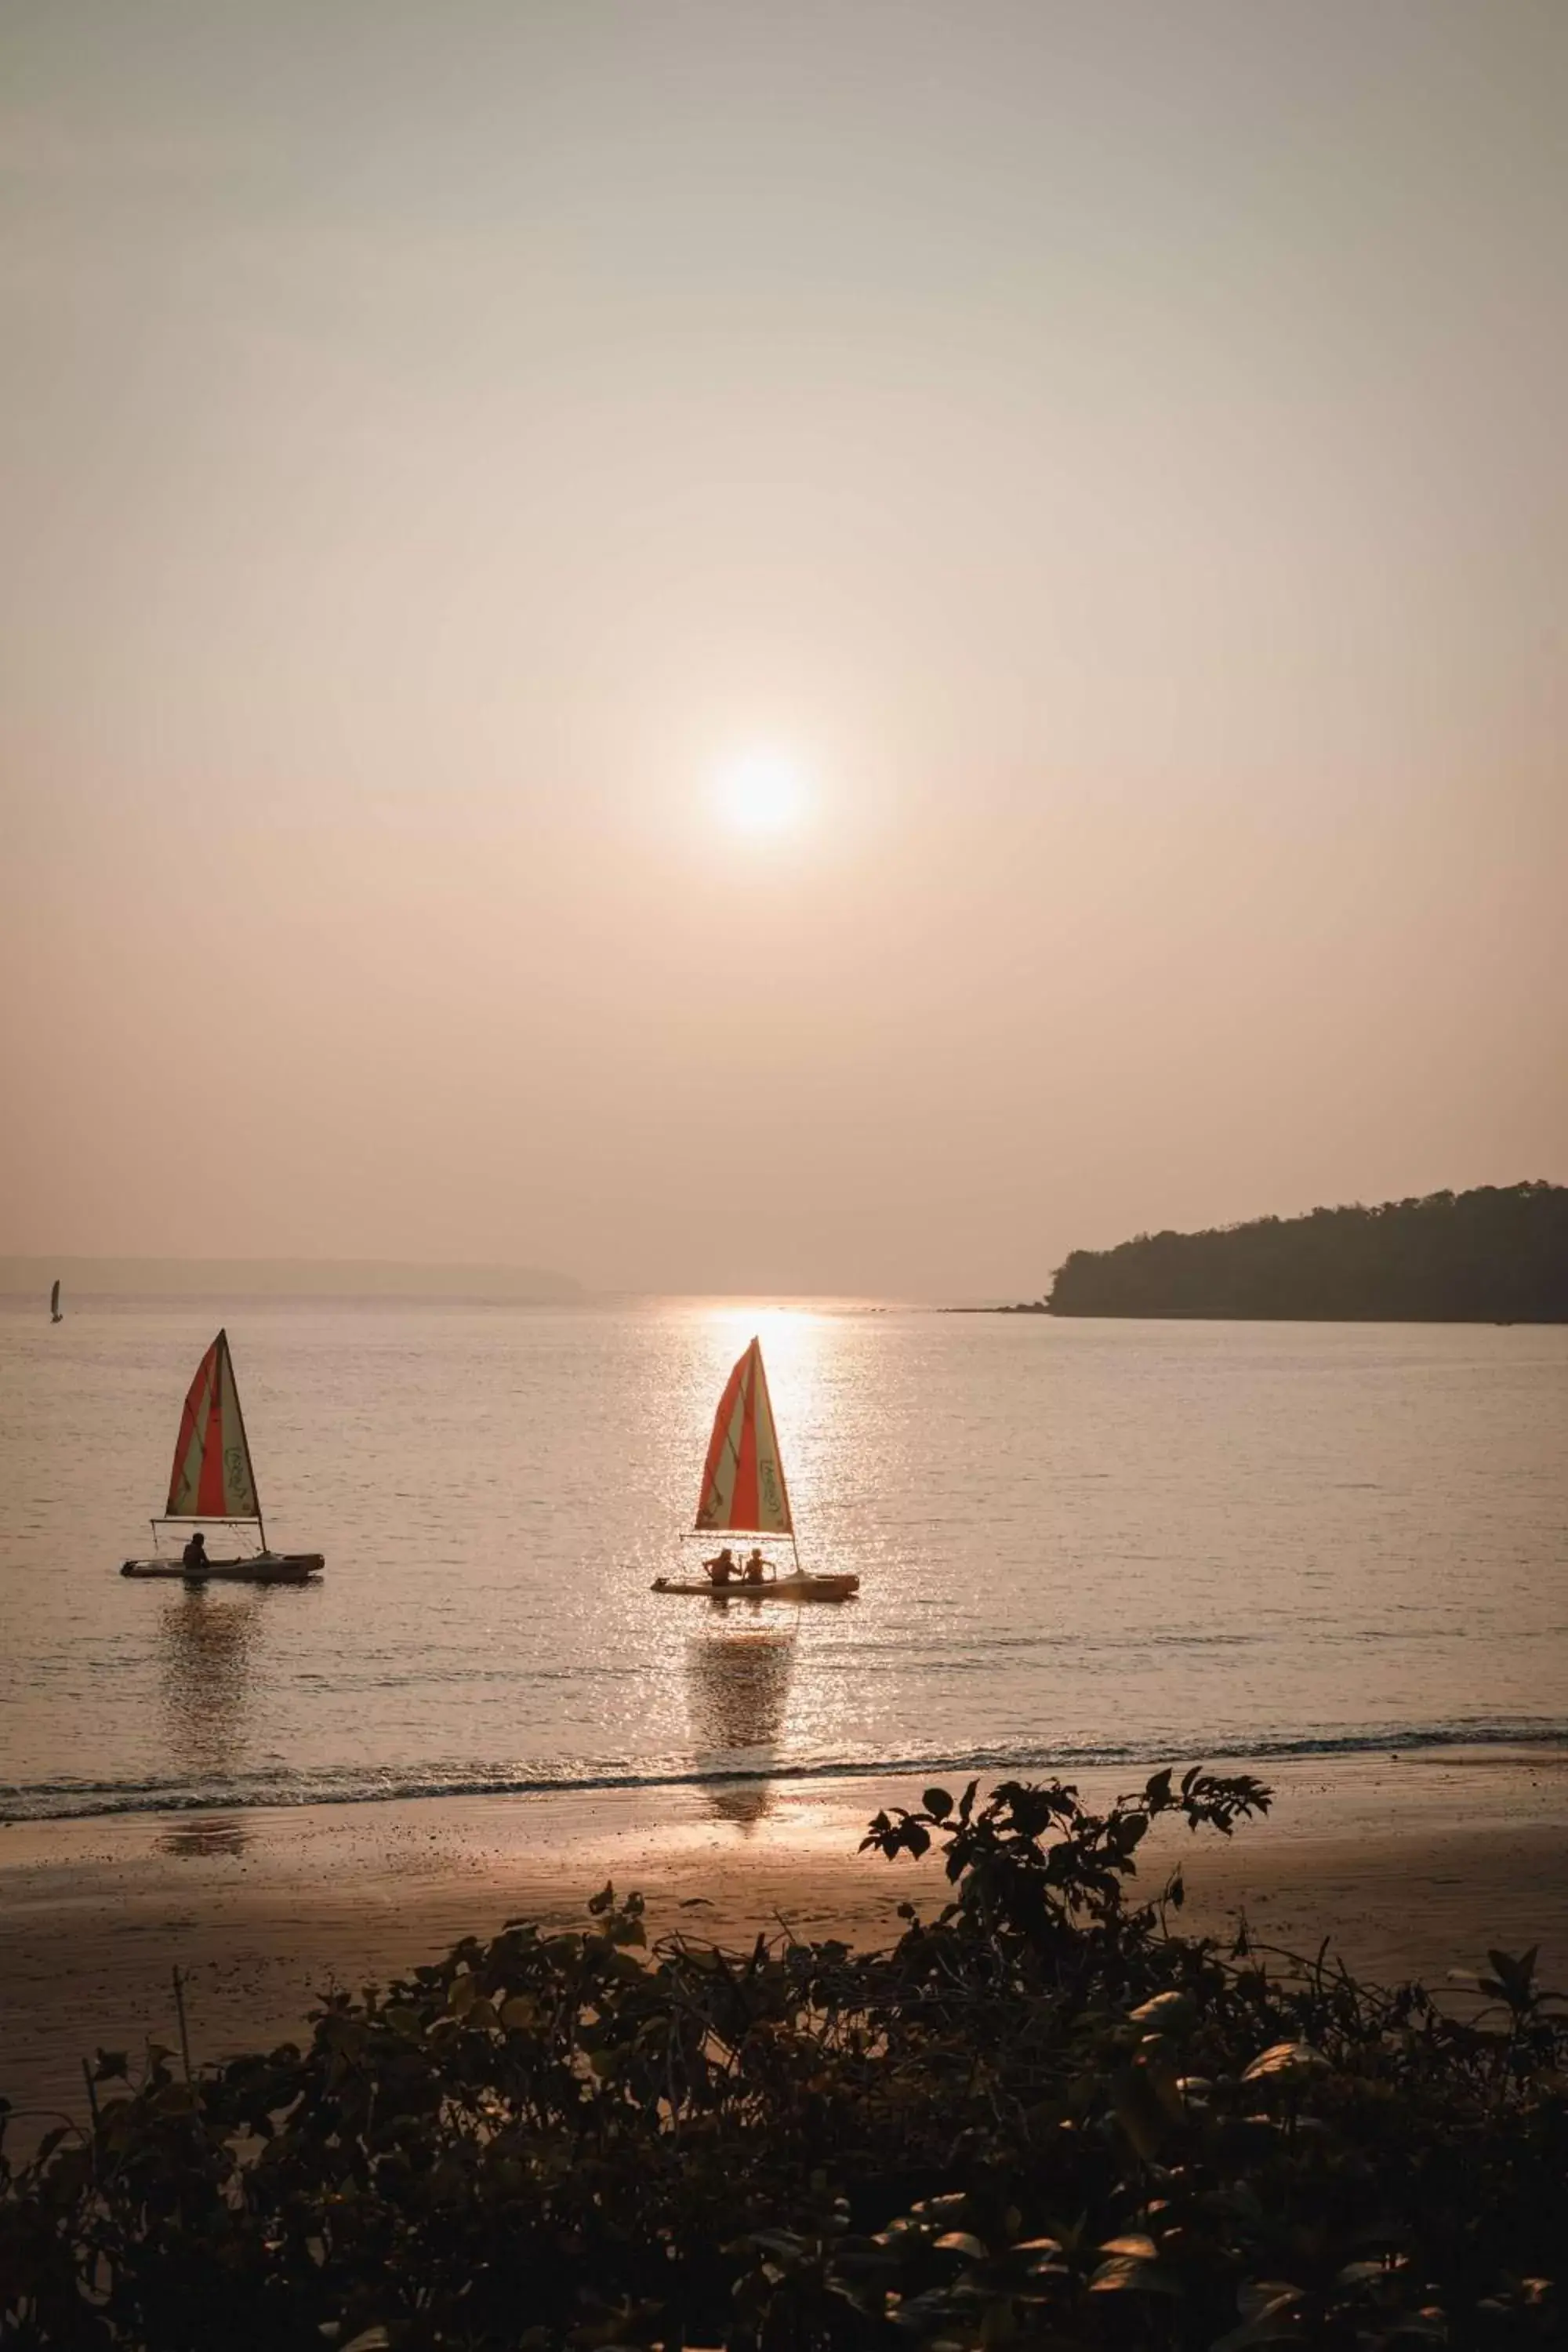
[[684, 1629, 796, 1829], [155, 1585, 262, 1855]]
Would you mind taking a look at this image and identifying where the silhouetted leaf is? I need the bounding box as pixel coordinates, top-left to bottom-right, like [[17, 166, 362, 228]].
[[1243, 2041, 1330, 2082]]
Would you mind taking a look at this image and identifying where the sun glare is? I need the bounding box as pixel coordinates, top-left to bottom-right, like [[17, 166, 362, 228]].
[[715, 750, 806, 835]]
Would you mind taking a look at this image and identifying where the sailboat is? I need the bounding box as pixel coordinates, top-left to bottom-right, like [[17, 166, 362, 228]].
[[651, 1337, 859, 1602], [119, 1329, 325, 1584], [49, 1279, 62, 1323]]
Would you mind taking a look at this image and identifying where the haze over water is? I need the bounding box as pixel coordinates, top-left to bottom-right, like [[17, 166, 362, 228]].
[[3, 1301, 1564, 1828]]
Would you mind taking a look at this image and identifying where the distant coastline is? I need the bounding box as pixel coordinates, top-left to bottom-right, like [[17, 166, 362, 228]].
[[979, 1181, 1568, 1321], [0, 1256, 583, 1305]]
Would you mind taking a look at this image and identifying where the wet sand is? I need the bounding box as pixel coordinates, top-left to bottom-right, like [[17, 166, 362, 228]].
[[3, 1747, 1566, 2141]]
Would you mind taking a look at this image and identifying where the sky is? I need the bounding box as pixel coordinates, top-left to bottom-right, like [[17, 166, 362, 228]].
[[2, 0, 1565, 1298]]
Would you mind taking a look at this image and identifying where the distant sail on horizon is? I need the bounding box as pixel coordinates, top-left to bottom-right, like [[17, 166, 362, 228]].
[[694, 1338, 794, 1537], [165, 1329, 260, 1522]]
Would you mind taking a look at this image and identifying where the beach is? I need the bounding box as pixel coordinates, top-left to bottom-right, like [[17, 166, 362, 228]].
[[3, 1744, 1565, 2142]]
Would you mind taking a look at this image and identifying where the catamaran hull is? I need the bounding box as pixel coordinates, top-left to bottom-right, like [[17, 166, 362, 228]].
[[652, 1573, 858, 1602], [121, 1554, 324, 1584]]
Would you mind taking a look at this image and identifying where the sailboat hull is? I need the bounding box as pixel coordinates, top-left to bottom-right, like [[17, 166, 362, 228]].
[[120, 1553, 324, 1584], [652, 1573, 858, 1602]]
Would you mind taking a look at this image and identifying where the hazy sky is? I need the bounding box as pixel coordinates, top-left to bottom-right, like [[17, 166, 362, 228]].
[[2, 1, 1565, 1296]]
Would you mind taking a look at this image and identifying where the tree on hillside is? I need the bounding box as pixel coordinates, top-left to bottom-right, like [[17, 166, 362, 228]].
[[1044, 1181, 1568, 1320]]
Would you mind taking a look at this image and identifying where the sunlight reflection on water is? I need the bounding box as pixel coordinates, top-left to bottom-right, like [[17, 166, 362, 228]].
[[2, 1302, 1566, 1822]]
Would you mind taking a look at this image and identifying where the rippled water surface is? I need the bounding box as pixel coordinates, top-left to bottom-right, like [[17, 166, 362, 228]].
[[2, 1301, 1565, 1821]]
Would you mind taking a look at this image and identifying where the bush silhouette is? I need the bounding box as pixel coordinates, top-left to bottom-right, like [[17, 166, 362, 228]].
[[2, 1769, 1564, 2348]]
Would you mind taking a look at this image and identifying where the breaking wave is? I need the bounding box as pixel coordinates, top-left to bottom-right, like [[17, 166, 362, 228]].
[[5, 1719, 1566, 1826]]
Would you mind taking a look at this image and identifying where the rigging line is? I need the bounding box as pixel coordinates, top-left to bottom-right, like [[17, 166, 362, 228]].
[[151, 1515, 260, 1527]]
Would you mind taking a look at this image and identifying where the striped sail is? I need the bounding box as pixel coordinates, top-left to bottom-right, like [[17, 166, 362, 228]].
[[165, 1330, 260, 1521], [694, 1338, 794, 1536]]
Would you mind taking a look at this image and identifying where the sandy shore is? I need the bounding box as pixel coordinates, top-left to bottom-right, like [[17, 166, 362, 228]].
[[4, 1746, 1566, 2142]]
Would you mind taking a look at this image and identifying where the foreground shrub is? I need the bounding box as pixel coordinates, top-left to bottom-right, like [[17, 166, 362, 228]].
[[2, 1769, 1564, 2349]]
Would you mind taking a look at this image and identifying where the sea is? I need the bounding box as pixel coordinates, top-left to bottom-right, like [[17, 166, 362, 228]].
[[2, 1300, 1565, 1827]]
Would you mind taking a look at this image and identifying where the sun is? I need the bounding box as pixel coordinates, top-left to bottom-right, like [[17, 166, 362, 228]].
[[714, 749, 807, 835]]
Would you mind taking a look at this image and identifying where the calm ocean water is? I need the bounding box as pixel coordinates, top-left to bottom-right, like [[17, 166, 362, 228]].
[[2, 1301, 1565, 1825]]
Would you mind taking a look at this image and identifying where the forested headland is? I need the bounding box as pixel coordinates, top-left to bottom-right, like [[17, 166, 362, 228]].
[[1044, 1181, 1568, 1320]]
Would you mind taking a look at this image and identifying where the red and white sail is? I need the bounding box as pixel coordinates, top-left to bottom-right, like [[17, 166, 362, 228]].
[[694, 1338, 794, 1536], [165, 1330, 260, 1522]]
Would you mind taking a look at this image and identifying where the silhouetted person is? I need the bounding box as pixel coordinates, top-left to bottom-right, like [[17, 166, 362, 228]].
[[703, 1546, 736, 1586], [182, 1530, 209, 1572], [743, 1548, 768, 1584]]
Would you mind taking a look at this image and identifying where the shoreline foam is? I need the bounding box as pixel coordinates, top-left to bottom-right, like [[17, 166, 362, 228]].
[[7, 1723, 1566, 1827]]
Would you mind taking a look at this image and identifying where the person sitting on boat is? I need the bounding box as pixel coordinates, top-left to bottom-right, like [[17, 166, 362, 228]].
[[703, 1546, 737, 1586], [742, 1548, 768, 1583], [182, 1530, 209, 1571]]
